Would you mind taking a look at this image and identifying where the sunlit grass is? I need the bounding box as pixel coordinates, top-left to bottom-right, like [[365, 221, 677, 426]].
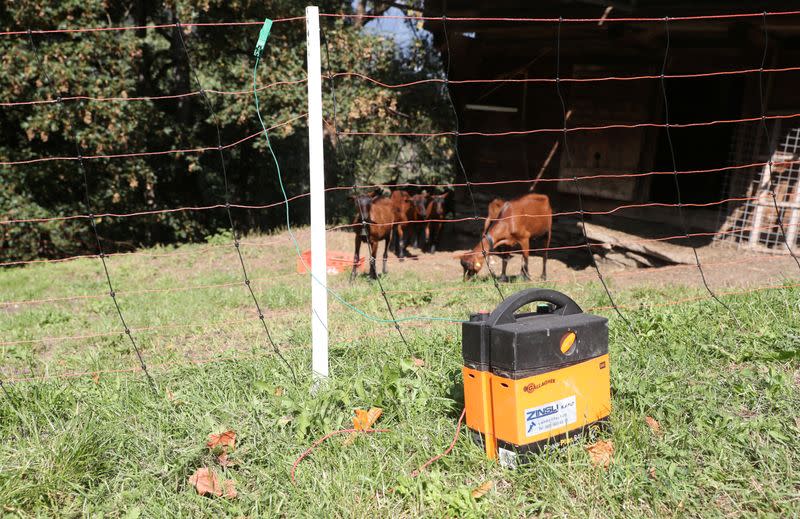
[[0, 230, 798, 516]]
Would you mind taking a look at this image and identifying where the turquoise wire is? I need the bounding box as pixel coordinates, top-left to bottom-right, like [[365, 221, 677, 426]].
[[252, 54, 462, 325]]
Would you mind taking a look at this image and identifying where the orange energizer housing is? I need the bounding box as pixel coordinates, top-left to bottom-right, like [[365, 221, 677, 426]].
[[462, 289, 610, 468]]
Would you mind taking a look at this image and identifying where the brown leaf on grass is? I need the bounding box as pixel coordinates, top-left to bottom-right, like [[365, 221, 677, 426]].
[[274, 386, 285, 397], [648, 467, 656, 480], [412, 357, 425, 367], [188, 468, 238, 499], [189, 467, 222, 497], [207, 430, 236, 451], [645, 416, 661, 435], [352, 408, 382, 431], [345, 407, 383, 445], [471, 481, 494, 499], [585, 440, 614, 468], [92, 373, 100, 384]]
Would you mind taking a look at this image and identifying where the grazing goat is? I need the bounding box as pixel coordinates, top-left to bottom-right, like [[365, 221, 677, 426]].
[[482, 197, 508, 235], [480, 197, 514, 274], [390, 190, 415, 260], [424, 193, 448, 252], [459, 193, 552, 281], [351, 193, 395, 280]]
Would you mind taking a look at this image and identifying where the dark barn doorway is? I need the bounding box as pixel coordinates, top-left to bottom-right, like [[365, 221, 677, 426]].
[[650, 76, 746, 204]]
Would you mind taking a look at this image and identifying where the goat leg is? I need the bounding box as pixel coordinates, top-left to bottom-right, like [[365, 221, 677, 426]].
[[383, 233, 390, 274], [429, 223, 440, 253], [369, 239, 379, 279], [519, 237, 531, 281], [351, 233, 362, 282], [396, 225, 406, 261], [498, 253, 509, 283], [424, 223, 431, 253]]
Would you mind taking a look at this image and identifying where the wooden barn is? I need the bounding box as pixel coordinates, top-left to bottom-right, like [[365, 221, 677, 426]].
[[421, 1, 800, 260]]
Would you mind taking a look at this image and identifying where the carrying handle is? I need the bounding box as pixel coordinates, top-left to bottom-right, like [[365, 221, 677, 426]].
[[488, 288, 582, 326]]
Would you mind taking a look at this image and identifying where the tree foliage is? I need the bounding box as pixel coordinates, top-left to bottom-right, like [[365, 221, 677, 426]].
[[0, 1, 452, 262]]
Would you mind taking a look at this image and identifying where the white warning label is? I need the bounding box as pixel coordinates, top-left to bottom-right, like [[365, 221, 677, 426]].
[[524, 395, 577, 437]]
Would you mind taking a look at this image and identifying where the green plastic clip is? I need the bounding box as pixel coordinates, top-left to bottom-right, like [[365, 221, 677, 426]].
[[253, 18, 273, 58]]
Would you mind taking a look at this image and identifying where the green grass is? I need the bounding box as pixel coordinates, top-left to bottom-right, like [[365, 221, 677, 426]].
[[1, 231, 799, 517]]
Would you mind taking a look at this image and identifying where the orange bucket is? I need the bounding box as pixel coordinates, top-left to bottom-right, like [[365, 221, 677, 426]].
[[296, 250, 364, 274]]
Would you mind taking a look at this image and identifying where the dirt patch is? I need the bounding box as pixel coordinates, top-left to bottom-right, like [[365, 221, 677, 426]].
[[310, 230, 800, 292]]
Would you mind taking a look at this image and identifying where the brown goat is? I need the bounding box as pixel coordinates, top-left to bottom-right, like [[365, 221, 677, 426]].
[[460, 193, 552, 281], [480, 197, 513, 274], [483, 197, 507, 235], [424, 193, 448, 253], [351, 194, 395, 280], [410, 193, 429, 249], [390, 190, 415, 260]]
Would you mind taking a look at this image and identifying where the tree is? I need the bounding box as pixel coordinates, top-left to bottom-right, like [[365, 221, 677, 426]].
[[0, 1, 453, 262]]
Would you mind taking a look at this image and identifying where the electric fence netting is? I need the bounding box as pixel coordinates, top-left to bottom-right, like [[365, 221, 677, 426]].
[[0, 7, 798, 396]]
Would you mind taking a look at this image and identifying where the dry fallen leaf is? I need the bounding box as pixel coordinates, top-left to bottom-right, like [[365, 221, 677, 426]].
[[352, 408, 382, 431], [207, 430, 236, 451], [471, 481, 494, 499], [645, 416, 661, 435], [412, 357, 425, 367], [345, 407, 383, 445], [274, 387, 285, 397], [189, 467, 222, 497], [586, 440, 614, 468], [188, 467, 238, 499]]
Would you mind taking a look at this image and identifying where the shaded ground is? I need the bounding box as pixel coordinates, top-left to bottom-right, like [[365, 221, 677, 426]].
[[323, 227, 800, 291]]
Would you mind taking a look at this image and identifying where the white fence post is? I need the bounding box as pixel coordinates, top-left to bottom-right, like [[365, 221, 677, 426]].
[[306, 5, 329, 381]]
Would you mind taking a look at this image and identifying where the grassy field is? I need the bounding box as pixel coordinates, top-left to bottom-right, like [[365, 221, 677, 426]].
[[1, 229, 799, 517]]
